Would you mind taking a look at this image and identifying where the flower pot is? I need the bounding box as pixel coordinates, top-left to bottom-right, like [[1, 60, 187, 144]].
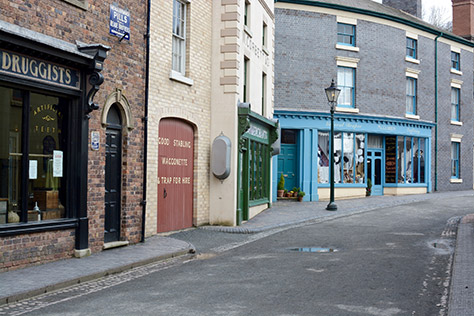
[[297, 196, 303, 202], [277, 190, 284, 198]]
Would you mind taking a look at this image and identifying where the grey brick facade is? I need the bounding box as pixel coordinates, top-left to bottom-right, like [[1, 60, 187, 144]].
[[274, 2, 474, 194]]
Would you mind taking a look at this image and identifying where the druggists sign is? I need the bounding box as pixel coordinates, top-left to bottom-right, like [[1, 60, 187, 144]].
[[0, 49, 80, 90]]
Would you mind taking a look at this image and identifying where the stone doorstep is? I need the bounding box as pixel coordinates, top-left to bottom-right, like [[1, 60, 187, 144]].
[[103, 240, 130, 250]]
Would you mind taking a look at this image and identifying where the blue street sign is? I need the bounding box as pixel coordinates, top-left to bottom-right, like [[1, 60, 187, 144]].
[[110, 4, 130, 41]]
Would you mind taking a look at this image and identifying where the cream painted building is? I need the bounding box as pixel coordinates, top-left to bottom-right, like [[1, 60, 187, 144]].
[[147, 0, 212, 235], [210, 0, 277, 226], [147, 0, 277, 234]]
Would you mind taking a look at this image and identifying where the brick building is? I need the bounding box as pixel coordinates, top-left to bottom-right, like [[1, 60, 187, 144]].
[[0, 0, 146, 270], [272, 0, 474, 201]]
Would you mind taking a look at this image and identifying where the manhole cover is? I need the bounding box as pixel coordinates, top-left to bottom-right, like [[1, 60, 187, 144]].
[[290, 247, 338, 253]]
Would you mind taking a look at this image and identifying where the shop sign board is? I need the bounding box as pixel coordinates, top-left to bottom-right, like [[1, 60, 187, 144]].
[[109, 4, 130, 41], [0, 49, 80, 90]]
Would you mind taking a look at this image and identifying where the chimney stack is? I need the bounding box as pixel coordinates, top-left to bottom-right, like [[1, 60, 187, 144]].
[[452, 0, 474, 41], [382, 0, 422, 18]]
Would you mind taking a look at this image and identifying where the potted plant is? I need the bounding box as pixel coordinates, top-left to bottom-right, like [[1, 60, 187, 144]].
[[292, 187, 299, 197], [366, 178, 372, 196], [287, 190, 293, 198], [297, 191, 305, 202], [277, 174, 285, 198], [284, 189, 288, 197]]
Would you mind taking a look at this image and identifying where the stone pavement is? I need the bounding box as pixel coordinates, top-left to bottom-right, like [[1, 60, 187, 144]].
[[0, 190, 473, 314]]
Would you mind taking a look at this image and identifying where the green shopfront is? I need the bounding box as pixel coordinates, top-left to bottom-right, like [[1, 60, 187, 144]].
[[237, 105, 278, 225], [272, 111, 434, 202]]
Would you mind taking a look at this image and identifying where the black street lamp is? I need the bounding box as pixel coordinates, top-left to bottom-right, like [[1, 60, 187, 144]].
[[325, 79, 340, 211]]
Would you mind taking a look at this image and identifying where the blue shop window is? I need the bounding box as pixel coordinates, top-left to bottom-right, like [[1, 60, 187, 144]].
[[451, 142, 460, 179], [394, 136, 426, 184], [406, 38, 417, 59], [337, 23, 356, 47], [451, 51, 460, 71], [337, 66, 355, 108], [451, 87, 460, 121]]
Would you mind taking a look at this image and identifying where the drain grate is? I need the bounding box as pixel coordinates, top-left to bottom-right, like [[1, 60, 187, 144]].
[[290, 247, 338, 253]]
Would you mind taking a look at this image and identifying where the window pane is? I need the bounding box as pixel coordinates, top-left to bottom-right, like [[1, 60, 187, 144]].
[[318, 132, 329, 184], [28, 92, 67, 221], [0, 87, 23, 224], [343, 133, 354, 183], [355, 134, 365, 184], [405, 137, 413, 183], [334, 133, 342, 183], [397, 137, 405, 183]]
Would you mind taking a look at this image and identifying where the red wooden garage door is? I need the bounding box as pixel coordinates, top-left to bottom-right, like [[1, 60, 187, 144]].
[[157, 118, 194, 233]]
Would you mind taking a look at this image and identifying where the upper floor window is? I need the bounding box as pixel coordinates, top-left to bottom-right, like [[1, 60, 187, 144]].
[[451, 51, 460, 71], [451, 142, 460, 179], [337, 23, 356, 47], [172, 0, 187, 75], [406, 38, 417, 59], [262, 22, 267, 49], [337, 66, 355, 107], [243, 57, 249, 102], [406, 77, 417, 115], [451, 87, 460, 121], [244, 1, 250, 27]]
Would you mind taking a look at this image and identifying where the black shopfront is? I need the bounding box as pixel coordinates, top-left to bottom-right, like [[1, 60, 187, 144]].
[[0, 22, 108, 254]]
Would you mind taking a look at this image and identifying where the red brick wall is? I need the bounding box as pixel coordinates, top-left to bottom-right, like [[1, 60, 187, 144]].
[[0, 230, 75, 272], [452, 0, 474, 40], [0, 0, 147, 268]]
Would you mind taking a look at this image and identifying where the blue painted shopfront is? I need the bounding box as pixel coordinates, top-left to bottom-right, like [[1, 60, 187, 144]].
[[272, 111, 434, 202]]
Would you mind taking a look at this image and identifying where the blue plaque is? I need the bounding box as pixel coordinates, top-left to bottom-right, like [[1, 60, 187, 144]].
[[110, 4, 130, 41]]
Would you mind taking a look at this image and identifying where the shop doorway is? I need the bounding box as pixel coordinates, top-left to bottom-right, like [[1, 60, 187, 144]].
[[278, 130, 298, 191], [367, 150, 383, 196], [104, 104, 122, 243], [157, 118, 194, 233]]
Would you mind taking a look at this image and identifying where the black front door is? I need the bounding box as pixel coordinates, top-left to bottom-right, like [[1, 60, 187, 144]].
[[104, 105, 122, 243]]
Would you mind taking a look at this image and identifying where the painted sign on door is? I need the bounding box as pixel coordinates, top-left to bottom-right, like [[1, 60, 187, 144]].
[[157, 118, 194, 232]]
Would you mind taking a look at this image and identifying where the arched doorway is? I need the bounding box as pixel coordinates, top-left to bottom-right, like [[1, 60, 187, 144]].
[[157, 118, 194, 232], [104, 104, 122, 242]]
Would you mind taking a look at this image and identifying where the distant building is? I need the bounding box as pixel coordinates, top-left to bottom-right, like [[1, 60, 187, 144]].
[[273, 0, 474, 202]]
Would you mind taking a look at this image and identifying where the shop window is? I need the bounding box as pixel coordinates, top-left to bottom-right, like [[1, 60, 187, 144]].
[[395, 136, 426, 184], [337, 23, 356, 47], [249, 140, 269, 202], [281, 129, 297, 144], [0, 87, 69, 225], [318, 132, 365, 184], [451, 142, 460, 179]]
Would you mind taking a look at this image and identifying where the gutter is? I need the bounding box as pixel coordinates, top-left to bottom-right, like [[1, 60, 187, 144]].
[[274, 0, 474, 48], [141, 0, 151, 242], [434, 33, 443, 192]]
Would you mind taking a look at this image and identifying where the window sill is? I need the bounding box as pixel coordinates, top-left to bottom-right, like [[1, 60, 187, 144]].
[[405, 57, 420, 64], [0, 218, 78, 237], [451, 69, 463, 76], [405, 113, 420, 120], [450, 178, 463, 184], [451, 120, 463, 126], [169, 70, 194, 86], [335, 106, 359, 114], [335, 44, 360, 52]]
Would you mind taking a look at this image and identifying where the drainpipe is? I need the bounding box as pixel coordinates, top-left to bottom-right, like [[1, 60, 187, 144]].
[[434, 33, 443, 192], [141, 0, 151, 242]]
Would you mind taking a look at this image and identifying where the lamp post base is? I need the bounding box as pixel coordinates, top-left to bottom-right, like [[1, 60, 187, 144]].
[[326, 202, 337, 211]]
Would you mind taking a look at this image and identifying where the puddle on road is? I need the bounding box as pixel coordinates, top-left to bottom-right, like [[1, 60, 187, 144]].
[[289, 247, 338, 253]]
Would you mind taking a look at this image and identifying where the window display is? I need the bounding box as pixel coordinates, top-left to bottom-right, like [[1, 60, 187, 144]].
[[0, 86, 68, 224]]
